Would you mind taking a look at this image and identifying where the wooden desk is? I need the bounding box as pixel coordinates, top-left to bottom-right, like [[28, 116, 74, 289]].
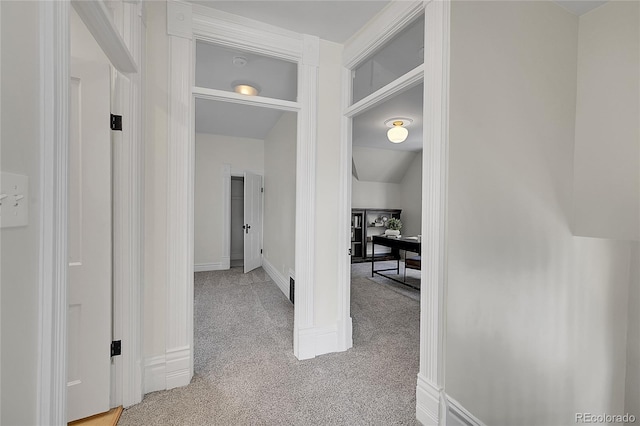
[[371, 235, 421, 290]]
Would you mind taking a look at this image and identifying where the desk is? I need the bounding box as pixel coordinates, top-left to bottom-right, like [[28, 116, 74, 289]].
[[371, 235, 421, 290]]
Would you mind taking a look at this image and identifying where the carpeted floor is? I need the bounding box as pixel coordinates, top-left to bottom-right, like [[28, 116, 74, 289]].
[[119, 264, 420, 425]]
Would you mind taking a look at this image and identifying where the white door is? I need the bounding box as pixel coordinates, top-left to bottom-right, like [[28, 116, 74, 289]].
[[243, 172, 263, 273], [67, 59, 112, 422]]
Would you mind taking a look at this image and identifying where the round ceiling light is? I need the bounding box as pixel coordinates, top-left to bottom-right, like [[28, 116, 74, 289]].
[[232, 80, 260, 96], [385, 117, 413, 143]]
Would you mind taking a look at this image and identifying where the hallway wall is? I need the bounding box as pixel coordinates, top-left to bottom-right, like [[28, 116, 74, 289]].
[[446, 1, 637, 424], [573, 1, 639, 240], [194, 133, 264, 268], [263, 112, 296, 290], [0, 2, 41, 423]]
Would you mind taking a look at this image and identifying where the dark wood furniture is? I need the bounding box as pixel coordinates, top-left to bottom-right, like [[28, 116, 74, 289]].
[[371, 235, 421, 290], [351, 208, 401, 263]]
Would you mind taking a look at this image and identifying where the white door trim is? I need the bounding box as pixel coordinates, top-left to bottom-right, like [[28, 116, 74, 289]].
[[166, 0, 320, 363], [416, 2, 450, 423], [109, 0, 145, 409], [38, 1, 143, 423], [37, 2, 70, 423], [339, 1, 450, 424]]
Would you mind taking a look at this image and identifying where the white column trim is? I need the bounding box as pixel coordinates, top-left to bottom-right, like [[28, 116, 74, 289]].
[[111, 0, 145, 408], [417, 0, 450, 424], [37, 1, 70, 424], [336, 66, 354, 353], [166, 16, 194, 389], [293, 34, 319, 360]]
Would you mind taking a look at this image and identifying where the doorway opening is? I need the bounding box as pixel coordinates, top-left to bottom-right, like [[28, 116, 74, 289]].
[[230, 176, 244, 268]]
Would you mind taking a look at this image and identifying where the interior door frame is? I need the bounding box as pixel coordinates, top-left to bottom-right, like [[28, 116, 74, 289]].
[[165, 0, 325, 368], [37, 1, 143, 423], [339, 1, 451, 424], [222, 170, 263, 271]]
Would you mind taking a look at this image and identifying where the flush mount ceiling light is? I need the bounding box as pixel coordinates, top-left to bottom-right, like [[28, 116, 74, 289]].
[[385, 117, 413, 143], [232, 80, 260, 96]]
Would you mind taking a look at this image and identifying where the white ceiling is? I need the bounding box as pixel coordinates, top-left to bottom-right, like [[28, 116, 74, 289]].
[[195, 98, 285, 140], [352, 146, 418, 183], [191, 1, 391, 44]]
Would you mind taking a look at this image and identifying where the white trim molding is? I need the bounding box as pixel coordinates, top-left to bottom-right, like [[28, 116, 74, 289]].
[[446, 395, 486, 426], [166, 0, 195, 389], [166, 0, 322, 369], [111, 0, 145, 408], [292, 33, 319, 360], [37, 1, 70, 424], [143, 354, 167, 394], [343, 1, 425, 70], [416, 0, 450, 424], [71, 0, 137, 73], [338, 0, 427, 393], [194, 262, 228, 272]]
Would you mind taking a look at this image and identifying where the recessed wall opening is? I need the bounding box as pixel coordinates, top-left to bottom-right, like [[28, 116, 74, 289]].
[[230, 176, 244, 268]]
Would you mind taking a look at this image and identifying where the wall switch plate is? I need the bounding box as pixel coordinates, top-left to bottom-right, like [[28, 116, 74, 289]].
[[1, 172, 29, 228]]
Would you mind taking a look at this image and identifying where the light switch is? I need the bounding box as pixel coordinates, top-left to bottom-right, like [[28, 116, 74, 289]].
[[1, 172, 29, 228]]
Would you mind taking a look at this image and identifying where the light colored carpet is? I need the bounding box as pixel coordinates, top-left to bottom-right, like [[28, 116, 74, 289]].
[[119, 266, 420, 425]]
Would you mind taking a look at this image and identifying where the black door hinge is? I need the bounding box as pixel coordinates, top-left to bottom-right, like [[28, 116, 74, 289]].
[[111, 340, 122, 357], [261, 187, 264, 193], [260, 249, 263, 254], [110, 114, 123, 131]]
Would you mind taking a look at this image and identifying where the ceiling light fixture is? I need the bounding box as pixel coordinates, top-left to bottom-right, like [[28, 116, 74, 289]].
[[232, 80, 260, 96], [385, 117, 412, 143]]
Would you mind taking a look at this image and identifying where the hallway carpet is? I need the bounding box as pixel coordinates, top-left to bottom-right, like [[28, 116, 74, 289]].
[[119, 267, 420, 425]]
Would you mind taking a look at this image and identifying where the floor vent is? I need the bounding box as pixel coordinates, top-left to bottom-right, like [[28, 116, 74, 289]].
[[289, 277, 295, 304]]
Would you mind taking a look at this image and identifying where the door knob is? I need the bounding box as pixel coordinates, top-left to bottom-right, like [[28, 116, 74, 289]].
[[243, 224, 251, 234]]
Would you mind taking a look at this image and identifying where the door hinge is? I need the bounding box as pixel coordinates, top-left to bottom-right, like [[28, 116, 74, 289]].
[[261, 187, 264, 193], [110, 114, 123, 131], [348, 248, 352, 256], [111, 340, 122, 357], [261, 249, 263, 254]]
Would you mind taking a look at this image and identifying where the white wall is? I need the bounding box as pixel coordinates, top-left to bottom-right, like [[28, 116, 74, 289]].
[[447, 2, 634, 424], [194, 133, 264, 267], [263, 112, 296, 287], [0, 2, 40, 424], [399, 151, 422, 238], [351, 180, 401, 209], [573, 1, 639, 241]]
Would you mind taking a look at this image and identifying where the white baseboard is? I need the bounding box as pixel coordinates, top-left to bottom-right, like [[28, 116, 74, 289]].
[[416, 374, 441, 425], [296, 324, 341, 360], [143, 354, 166, 394], [143, 347, 192, 394], [194, 261, 227, 272], [262, 257, 289, 299], [447, 395, 485, 426]]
